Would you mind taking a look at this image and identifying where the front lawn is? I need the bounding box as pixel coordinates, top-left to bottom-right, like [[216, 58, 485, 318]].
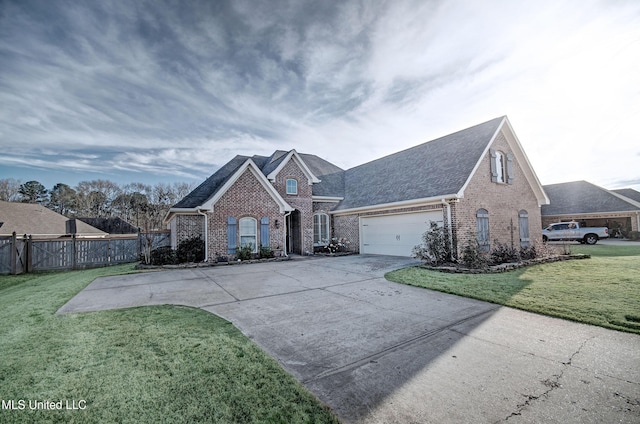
[[386, 244, 640, 334], [0, 265, 339, 423]]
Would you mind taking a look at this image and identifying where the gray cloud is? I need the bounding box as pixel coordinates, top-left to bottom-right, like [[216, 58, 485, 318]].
[[1, 0, 639, 190]]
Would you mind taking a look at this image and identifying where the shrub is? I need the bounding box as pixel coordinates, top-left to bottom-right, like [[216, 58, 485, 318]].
[[460, 239, 489, 269], [236, 244, 254, 261], [490, 242, 520, 265], [259, 245, 274, 259], [150, 246, 177, 265], [629, 231, 640, 241], [326, 237, 350, 254], [176, 235, 205, 263], [412, 222, 452, 265], [519, 244, 537, 260]]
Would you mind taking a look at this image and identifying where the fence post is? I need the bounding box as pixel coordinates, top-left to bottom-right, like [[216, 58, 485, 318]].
[[10, 232, 16, 275], [26, 235, 33, 273], [72, 233, 77, 270]]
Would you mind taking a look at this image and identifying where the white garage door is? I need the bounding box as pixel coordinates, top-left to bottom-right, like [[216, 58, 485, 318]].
[[360, 211, 443, 256]]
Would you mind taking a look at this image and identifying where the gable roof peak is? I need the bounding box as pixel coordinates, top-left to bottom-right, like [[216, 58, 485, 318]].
[[265, 149, 321, 184]]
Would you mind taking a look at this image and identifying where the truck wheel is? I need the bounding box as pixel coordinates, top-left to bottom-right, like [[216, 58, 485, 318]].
[[542, 235, 548, 243], [584, 234, 598, 245]]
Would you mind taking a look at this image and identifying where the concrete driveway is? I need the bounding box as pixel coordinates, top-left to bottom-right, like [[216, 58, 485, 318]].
[[59, 255, 640, 424]]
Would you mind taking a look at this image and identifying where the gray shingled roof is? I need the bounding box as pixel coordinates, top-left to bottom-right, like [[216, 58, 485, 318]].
[[612, 188, 640, 204], [541, 181, 640, 215], [173, 151, 345, 209], [173, 117, 508, 211], [333, 117, 504, 211], [173, 155, 249, 208]]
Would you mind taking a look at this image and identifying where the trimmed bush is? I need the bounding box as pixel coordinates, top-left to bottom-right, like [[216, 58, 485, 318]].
[[259, 246, 274, 259], [150, 246, 177, 265], [177, 235, 205, 263], [236, 244, 254, 261], [490, 242, 520, 264]]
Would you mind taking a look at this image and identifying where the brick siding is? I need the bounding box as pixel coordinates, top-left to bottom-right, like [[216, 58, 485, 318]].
[[273, 158, 314, 254], [454, 130, 542, 255], [208, 168, 285, 260]]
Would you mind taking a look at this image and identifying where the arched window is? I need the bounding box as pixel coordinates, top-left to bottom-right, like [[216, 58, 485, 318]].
[[476, 209, 490, 250], [239, 217, 257, 252], [286, 179, 298, 195], [519, 210, 530, 247], [313, 213, 330, 245]]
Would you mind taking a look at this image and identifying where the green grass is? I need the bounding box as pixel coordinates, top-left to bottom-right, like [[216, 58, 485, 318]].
[[386, 244, 640, 334], [0, 265, 339, 423]]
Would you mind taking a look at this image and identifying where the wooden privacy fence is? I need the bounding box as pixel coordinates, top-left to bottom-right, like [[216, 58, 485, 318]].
[[0, 232, 170, 275]]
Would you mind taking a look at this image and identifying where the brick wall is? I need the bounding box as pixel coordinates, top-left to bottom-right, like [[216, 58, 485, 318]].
[[173, 214, 205, 248], [455, 130, 542, 255], [273, 158, 314, 254], [209, 168, 285, 260]]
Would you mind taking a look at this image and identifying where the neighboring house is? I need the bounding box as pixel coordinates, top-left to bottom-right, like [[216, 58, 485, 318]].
[[542, 182, 640, 235], [165, 116, 549, 259], [0, 201, 106, 237]]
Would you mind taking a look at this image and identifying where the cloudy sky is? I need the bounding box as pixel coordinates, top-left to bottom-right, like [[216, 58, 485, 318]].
[[1, 0, 639, 191]]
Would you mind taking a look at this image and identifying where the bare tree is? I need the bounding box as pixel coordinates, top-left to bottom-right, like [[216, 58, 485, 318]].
[[0, 178, 22, 201]]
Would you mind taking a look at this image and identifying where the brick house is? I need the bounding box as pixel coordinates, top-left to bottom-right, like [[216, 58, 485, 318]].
[[542, 181, 640, 236], [164, 116, 549, 260]]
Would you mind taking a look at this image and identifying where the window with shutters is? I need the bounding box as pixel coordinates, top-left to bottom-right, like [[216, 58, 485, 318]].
[[239, 217, 257, 252], [476, 209, 490, 251], [490, 149, 514, 184]]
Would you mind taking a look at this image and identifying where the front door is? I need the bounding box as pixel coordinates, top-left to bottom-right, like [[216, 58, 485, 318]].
[[286, 210, 302, 254]]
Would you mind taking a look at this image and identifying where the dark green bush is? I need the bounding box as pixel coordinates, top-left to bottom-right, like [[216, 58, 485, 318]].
[[177, 235, 205, 263], [519, 244, 537, 260], [259, 245, 274, 259], [629, 231, 640, 241], [236, 244, 254, 261], [150, 246, 177, 265], [460, 239, 489, 269], [490, 242, 520, 264]]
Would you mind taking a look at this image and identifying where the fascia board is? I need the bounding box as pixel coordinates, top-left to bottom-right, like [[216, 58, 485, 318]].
[[163, 208, 203, 225], [312, 196, 344, 202], [266, 150, 321, 184], [330, 194, 459, 216], [202, 159, 294, 213]]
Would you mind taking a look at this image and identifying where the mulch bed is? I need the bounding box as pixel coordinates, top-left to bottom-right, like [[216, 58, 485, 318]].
[[422, 254, 590, 274]]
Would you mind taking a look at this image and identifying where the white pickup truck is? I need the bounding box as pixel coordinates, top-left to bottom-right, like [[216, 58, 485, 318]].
[[542, 222, 609, 245]]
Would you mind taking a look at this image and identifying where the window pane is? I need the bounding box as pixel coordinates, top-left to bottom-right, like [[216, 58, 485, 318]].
[[240, 218, 256, 235], [286, 179, 297, 194]]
